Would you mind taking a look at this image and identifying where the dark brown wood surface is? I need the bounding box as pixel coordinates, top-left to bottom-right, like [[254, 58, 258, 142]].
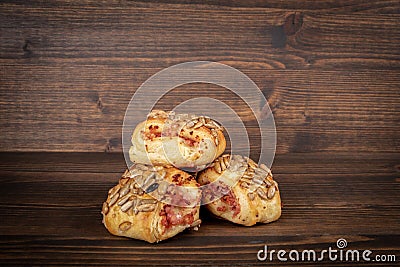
[[0, 152, 399, 266], [0, 0, 399, 266]]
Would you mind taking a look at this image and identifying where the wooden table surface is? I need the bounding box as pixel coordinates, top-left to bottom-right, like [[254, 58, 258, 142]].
[[1, 0, 399, 266]]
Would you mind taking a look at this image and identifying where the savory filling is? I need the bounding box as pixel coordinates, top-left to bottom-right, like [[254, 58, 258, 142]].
[[220, 190, 241, 217], [202, 181, 241, 217], [160, 205, 196, 232], [201, 180, 230, 203], [143, 127, 199, 148]]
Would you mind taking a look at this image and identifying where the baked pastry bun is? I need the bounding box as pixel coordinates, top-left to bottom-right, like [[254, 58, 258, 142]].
[[102, 164, 202, 243], [129, 110, 226, 171], [198, 154, 281, 226]]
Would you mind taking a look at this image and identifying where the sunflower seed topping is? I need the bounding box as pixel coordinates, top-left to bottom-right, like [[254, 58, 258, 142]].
[[273, 180, 279, 190], [219, 158, 227, 170], [205, 123, 215, 129], [248, 184, 259, 193], [214, 161, 222, 174], [102, 202, 109, 215], [108, 192, 119, 207], [223, 156, 230, 166], [119, 183, 130, 198], [257, 188, 269, 200], [133, 207, 139, 215], [120, 177, 129, 185], [242, 173, 253, 179], [252, 177, 264, 186], [121, 199, 135, 212], [153, 165, 164, 171], [240, 181, 250, 188], [157, 181, 169, 195], [212, 154, 232, 174], [139, 198, 158, 205], [193, 121, 203, 129], [135, 164, 149, 171], [145, 183, 159, 193], [122, 169, 130, 177], [137, 188, 145, 196], [158, 112, 225, 149], [186, 120, 195, 128], [103, 163, 172, 216], [199, 116, 206, 124], [264, 179, 273, 187], [108, 184, 120, 197], [117, 194, 130, 206], [247, 159, 257, 169], [212, 154, 279, 201], [137, 204, 156, 212], [142, 171, 156, 187], [119, 221, 132, 231], [267, 185, 276, 199]]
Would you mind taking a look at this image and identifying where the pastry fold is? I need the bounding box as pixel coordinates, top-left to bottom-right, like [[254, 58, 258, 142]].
[[102, 164, 202, 243], [129, 110, 226, 171], [198, 154, 281, 226]]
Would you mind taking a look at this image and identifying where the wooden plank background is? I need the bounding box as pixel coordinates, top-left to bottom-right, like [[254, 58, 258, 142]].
[[0, 0, 399, 266], [1, 0, 399, 154]]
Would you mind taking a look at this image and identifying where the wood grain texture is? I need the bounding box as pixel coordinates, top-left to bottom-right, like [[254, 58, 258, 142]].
[[1, 0, 400, 153], [0, 152, 399, 266], [1, 70, 399, 153], [1, 0, 399, 265]]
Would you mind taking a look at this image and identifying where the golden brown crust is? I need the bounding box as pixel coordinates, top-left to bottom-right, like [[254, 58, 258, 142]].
[[102, 164, 201, 243], [198, 154, 281, 226], [129, 110, 226, 170]]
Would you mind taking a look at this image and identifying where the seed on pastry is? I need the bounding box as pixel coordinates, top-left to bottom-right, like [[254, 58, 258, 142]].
[[264, 179, 273, 187], [197, 154, 282, 226], [119, 221, 132, 231], [139, 198, 158, 205], [252, 176, 264, 186], [108, 184, 120, 197], [145, 183, 159, 193], [129, 110, 226, 171], [102, 164, 202, 243], [120, 177, 130, 185], [137, 188, 145, 196], [117, 194, 131, 206], [214, 162, 222, 174], [121, 199, 135, 212], [267, 185, 276, 199], [193, 121, 203, 129], [240, 181, 250, 189], [108, 193, 119, 207], [186, 120, 195, 128], [119, 183, 130, 198], [257, 188, 269, 200], [157, 181, 169, 195], [137, 204, 156, 212], [219, 158, 227, 170], [102, 202, 109, 215], [222, 155, 230, 167]]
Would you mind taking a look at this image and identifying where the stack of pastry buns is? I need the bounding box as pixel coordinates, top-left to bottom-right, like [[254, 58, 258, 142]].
[[102, 110, 281, 243]]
